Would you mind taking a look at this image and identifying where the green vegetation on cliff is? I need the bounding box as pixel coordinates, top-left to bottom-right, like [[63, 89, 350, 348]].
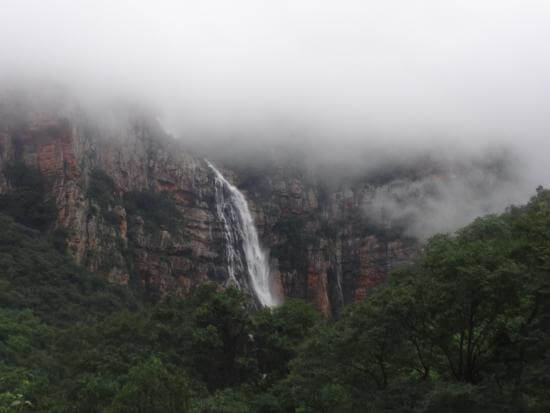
[[124, 190, 184, 233], [87, 167, 184, 233], [0, 162, 55, 231], [0, 214, 137, 326]]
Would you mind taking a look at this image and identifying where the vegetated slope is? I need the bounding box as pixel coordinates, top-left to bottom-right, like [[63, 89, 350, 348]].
[[1, 185, 549, 411], [0, 160, 138, 325], [0, 213, 138, 325], [283, 187, 550, 412]]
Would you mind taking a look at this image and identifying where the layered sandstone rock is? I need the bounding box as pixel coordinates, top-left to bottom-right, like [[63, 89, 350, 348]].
[[0, 97, 417, 313], [230, 157, 418, 315]]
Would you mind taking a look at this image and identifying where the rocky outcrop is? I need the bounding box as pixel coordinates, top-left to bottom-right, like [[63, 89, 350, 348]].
[[0, 103, 235, 301], [0, 96, 417, 313], [227, 160, 418, 315]]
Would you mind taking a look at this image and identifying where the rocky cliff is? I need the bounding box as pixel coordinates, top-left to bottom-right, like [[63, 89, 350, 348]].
[[0, 95, 231, 302], [226, 157, 418, 316], [0, 93, 420, 314]]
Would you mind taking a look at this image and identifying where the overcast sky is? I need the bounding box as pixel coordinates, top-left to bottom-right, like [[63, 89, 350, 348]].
[[1, 1, 549, 183]]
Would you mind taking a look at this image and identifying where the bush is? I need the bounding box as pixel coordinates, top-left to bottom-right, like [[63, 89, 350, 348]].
[[124, 190, 183, 232], [0, 162, 55, 230], [108, 357, 194, 413], [87, 168, 118, 209]]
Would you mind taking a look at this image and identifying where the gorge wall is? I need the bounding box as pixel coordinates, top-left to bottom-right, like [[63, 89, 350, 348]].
[[2, 93, 504, 315]]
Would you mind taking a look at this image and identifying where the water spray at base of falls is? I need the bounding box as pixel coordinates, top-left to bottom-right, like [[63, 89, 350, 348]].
[[207, 160, 279, 308]]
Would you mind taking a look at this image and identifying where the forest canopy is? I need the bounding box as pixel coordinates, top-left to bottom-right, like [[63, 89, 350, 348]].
[[1, 188, 549, 411]]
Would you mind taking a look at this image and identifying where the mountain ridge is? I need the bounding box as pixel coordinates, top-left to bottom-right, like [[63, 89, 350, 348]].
[[0, 92, 520, 314]]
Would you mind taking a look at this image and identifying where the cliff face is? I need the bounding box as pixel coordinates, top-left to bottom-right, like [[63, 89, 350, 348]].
[[0, 98, 416, 313], [0, 103, 233, 301], [228, 160, 417, 316]]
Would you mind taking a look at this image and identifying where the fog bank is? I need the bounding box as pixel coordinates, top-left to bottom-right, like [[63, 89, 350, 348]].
[[1, 1, 549, 236]]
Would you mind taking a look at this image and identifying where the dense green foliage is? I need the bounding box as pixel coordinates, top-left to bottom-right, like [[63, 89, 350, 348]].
[[124, 190, 184, 233], [0, 214, 137, 325], [0, 162, 56, 231], [1, 162, 550, 411], [87, 169, 118, 211], [280, 188, 550, 412], [87, 167, 184, 232]]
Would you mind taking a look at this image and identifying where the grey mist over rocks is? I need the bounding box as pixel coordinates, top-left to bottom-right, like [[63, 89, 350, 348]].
[[1, 0, 549, 239]]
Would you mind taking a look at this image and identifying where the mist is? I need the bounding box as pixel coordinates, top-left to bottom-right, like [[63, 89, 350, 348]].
[[1, 0, 550, 237]]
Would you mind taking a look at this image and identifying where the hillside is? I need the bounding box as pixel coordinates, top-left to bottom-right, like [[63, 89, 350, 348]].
[[0, 165, 548, 411], [0, 92, 522, 315]]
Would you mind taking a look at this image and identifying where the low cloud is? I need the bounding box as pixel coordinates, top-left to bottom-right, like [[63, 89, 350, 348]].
[[1, 1, 549, 237], [361, 151, 527, 239]]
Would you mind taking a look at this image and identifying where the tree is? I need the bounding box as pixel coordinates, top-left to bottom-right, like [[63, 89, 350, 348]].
[[108, 357, 194, 413]]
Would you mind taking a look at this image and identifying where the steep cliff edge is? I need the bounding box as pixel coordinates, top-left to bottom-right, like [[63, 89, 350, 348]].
[[5, 92, 519, 315], [0, 96, 234, 302], [225, 157, 418, 316], [0, 97, 417, 313]]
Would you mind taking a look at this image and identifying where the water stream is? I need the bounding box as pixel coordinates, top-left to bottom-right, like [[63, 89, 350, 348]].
[[207, 161, 278, 307]]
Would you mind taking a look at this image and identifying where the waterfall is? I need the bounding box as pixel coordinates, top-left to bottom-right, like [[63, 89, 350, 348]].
[[207, 161, 278, 308]]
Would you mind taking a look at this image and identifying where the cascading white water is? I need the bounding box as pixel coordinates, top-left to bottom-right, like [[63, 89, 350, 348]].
[[207, 161, 278, 308]]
